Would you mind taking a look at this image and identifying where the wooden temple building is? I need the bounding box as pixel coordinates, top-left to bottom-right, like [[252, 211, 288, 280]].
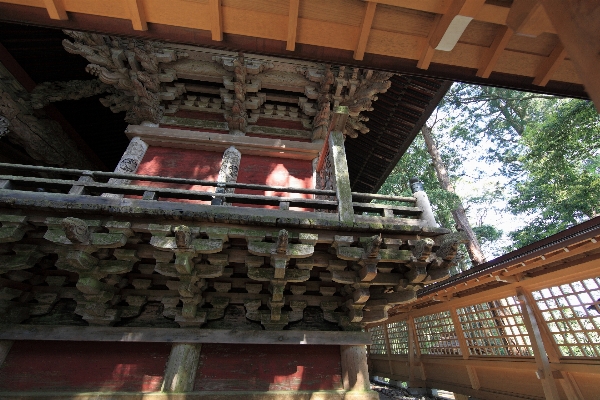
[[0, 1, 598, 400]]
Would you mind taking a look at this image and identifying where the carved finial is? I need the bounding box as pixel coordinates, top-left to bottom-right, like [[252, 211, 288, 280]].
[[275, 229, 289, 254], [174, 225, 192, 248], [62, 217, 90, 244]]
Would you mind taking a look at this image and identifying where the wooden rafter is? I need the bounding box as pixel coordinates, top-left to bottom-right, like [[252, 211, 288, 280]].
[[209, 0, 223, 42], [476, 25, 514, 78], [286, 0, 300, 51], [127, 0, 147, 31], [354, 1, 377, 61], [533, 43, 566, 86], [429, 0, 486, 51], [42, 0, 67, 20], [417, 15, 441, 70]]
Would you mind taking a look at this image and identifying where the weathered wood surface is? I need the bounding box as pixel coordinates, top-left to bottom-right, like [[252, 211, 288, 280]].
[[329, 131, 354, 225], [0, 391, 379, 399], [341, 345, 371, 391], [162, 343, 202, 392], [0, 325, 372, 345]]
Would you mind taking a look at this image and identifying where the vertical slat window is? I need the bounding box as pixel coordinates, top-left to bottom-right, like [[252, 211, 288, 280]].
[[457, 296, 533, 356], [532, 277, 600, 357], [387, 321, 409, 355], [368, 325, 387, 355], [414, 311, 461, 355]]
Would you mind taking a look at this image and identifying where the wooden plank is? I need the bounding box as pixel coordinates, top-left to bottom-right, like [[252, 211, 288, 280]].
[[476, 25, 514, 78], [126, 124, 321, 161], [42, 0, 67, 20], [286, 0, 300, 51], [354, 1, 377, 61], [516, 287, 561, 400], [127, 0, 147, 31], [0, 325, 373, 345], [533, 43, 566, 86], [210, 0, 223, 41], [429, 0, 486, 51]]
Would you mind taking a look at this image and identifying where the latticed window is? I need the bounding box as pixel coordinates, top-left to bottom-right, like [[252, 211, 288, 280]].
[[414, 311, 461, 355], [387, 321, 409, 355], [457, 296, 533, 356], [532, 277, 600, 357], [369, 325, 387, 355]]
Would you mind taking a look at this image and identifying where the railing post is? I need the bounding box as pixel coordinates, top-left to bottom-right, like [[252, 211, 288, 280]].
[[516, 287, 562, 400], [328, 107, 353, 224], [212, 145, 241, 206], [409, 178, 438, 228], [102, 136, 148, 198]]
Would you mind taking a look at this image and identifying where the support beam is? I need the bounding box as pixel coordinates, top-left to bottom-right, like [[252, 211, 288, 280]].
[[42, 0, 67, 20], [127, 0, 148, 31], [209, 0, 223, 41], [506, 0, 542, 34], [340, 345, 370, 391], [417, 15, 441, 70], [538, 0, 600, 111], [286, 0, 300, 51], [533, 43, 566, 86], [429, 0, 486, 51], [476, 26, 514, 78], [354, 1, 377, 61], [516, 287, 561, 400], [161, 343, 202, 392]]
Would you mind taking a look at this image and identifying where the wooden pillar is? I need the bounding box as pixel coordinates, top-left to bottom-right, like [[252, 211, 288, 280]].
[[0, 340, 13, 367], [516, 287, 561, 400], [212, 145, 241, 206], [450, 308, 481, 391], [329, 130, 354, 224], [102, 136, 148, 198], [340, 345, 370, 391], [383, 323, 394, 376], [161, 343, 202, 392], [407, 316, 426, 386]]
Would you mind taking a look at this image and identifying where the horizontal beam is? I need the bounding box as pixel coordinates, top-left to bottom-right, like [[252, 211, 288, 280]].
[[0, 325, 372, 345]]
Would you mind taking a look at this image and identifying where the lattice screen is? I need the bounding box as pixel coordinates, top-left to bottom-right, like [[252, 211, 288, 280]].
[[369, 325, 387, 355], [387, 321, 409, 355], [414, 311, 461, 355], [532, 277, 600, 357], [456, 296, 533, 356]]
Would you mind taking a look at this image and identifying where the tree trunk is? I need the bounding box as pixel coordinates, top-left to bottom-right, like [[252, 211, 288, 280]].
[[421, 125, 487, 266]]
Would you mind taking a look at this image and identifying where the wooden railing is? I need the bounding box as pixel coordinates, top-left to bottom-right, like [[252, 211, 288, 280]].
[[0, 162, 421, 221], [366, 244, 600, 400]]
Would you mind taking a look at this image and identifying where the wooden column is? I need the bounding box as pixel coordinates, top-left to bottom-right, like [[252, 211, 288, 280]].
[[340, 345, 370, 391], [0, 340, 12, 367], [450, 308, 481, 390], [329, 130, 354, 224], [407, 316, 426, 386], [383, 323, 394, 376], [516, 287, 561, 400], [161, 343, 202, 392]]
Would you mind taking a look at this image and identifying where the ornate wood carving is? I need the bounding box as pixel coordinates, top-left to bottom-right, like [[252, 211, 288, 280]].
[[62, 30, 188, 124], [0, 62, 93, 168], [29, 80, 111, 110]]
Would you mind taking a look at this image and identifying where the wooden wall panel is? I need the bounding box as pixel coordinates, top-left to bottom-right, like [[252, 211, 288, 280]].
[[0, 341, 171, 392], [474, 366, 547, 399], [296, 19, 359, 51], [366, 30, 423, 61], [195, 344, 343, 391], [506, 32, 560, 57], [222, 0, 288, 16], [459, 20, 498, 48]]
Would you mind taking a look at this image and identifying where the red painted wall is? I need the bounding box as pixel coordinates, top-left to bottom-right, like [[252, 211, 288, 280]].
[[134, 147, 314, 209], [195, 344, 343, 391], [0, 341, 171, 392]]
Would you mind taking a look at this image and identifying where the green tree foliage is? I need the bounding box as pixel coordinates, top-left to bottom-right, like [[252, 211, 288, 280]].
[[508, 99, 600, 247]]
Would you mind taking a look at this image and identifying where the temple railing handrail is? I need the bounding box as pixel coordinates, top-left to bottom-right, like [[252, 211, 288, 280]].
[[0, 162, 417, 204]]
